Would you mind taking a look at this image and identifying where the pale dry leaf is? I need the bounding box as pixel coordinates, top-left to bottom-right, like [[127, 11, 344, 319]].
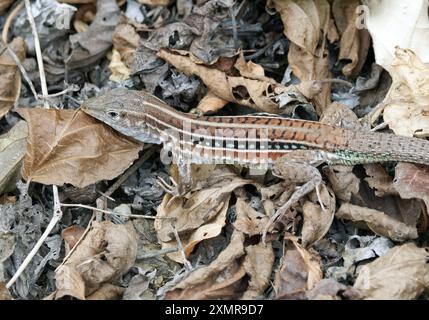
[[86, 283, 125, 300], [165, 196, 229, 263], [195, 91, 228, 114], [0, 121, 28, 195], [164, 230, 246, 300], [332, 0, 370, 77], [0, 37, 26, 119], [109, 48, 131, 82], [301, 184, 335, 247], [382, 48, 429, 137], [233, 197, 269, 236], [267, 0, 332, 112], [363, 164, 397, 197], [18, 108, 142, 188], [274, 236, 323, 300], [323, 165, 360, 202], [61, 225, 86, 255], [155, 166, 250, 242], [157, 49, 311, 113], [112, 22, 140, 67], [242, 242, 274, 300], [364, 0, 429, 69], [393, 163, 429, 210], [354, 243, 429, 300], [52, 221, 138, 299], [336, 203, 418, 242]]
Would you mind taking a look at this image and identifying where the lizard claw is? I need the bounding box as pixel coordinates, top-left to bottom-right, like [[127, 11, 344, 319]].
[[156, 176, 188, 197], [315, 184, 327, 212]]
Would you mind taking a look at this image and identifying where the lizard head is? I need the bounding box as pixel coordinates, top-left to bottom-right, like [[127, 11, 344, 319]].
[[81, 88, 162, 144]]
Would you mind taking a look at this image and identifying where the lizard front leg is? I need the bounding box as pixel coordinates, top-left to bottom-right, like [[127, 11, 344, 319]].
[[262, 150, 328, 243], [157, 152, 193, 197]]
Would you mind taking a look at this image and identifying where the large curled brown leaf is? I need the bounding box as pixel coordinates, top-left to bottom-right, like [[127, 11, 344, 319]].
[[353, 243, 429, 300], [267, 0, 332, 113], [18, 108, 143, 188], [50, 221, 138, 300], [0, 37, 26, 119], [332, 0, 370, 77], [157, 49, 314, 113]]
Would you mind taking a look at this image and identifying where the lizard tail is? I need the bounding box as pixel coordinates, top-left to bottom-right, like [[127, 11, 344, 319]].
[[339, 130, 429, 165]]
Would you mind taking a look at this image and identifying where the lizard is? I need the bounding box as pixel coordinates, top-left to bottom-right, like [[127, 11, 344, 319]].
[[81, 88, 429, 242]]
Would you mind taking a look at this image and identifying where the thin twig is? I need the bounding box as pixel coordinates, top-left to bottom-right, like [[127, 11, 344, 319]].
[[137, 247, 179, 260], [24, 0, 48, 108], [37, 84, 80, 100], [60, 203, 174, 220], [7, 186, 63, 289], [172, 225, 193, 271]]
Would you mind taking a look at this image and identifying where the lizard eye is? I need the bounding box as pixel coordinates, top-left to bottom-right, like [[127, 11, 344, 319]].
[[107, 110, 121, 120]]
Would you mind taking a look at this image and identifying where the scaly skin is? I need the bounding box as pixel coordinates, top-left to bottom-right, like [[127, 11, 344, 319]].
[[81, 88, 429, 166]]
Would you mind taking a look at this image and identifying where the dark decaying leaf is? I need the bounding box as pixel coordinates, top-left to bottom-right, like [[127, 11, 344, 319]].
[[66, 0, 120, 70], [18, 108, 142, 188], [274, 237, 323, 300]]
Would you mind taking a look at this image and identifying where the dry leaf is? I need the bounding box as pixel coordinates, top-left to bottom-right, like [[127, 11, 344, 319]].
[[354, 243, 429, 299], [86, 283, 125, 300], [323, 165, 360, 202], [336, 203, 418, 242], [66, 0, 120, 70], [332, 0, 370, 77], [52, 221, 138, 299], [112, 22, 140, 67], [164, 230, 247, 300], [0, 37, 26, 119], [0, 283, 12, 300], [364, 0, 429, 69], [242, 242, 274, 300], [301, 184, 335, 247], [274, 236, 323, 299], [62, 225, 86, 255], [195, 91, 228, 114], [233, 197, 269, 236], [18, 108, 142, 188], [157, 49, 312, 113], [363, 164, 397, 197], [393, 163, 429, 210], [0, 121, 28, 195], [268, 0, 332, 112], [108, 49, 131, 82], [155, 167, 249, 242], [306, 279, 362, 300], [382, 48, 429, 137], [0, 0, 15, 15]]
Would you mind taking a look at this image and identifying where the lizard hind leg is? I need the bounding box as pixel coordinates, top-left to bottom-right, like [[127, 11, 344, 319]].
[[262, 152, 326, 244]]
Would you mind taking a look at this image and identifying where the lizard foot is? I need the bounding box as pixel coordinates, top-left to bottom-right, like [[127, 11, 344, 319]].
[[156, 176, 188, 197]]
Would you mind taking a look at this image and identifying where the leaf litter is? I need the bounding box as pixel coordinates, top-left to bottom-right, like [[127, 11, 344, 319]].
[[0, 0, 428, 301]]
